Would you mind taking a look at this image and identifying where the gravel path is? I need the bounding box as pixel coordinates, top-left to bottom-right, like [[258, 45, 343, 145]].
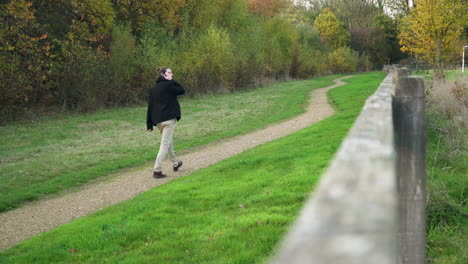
[[0, 76, 352, 252]]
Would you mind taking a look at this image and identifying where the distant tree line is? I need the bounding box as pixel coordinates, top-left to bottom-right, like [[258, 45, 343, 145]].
[[3, 0, 463, 121]]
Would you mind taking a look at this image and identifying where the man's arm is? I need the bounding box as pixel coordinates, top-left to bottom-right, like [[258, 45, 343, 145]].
[[171, 80, 186, 96], [146, 91, 154, 131]]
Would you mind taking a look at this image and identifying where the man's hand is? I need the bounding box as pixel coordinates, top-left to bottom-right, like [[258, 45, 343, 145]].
[[147, 129, 153, 132]]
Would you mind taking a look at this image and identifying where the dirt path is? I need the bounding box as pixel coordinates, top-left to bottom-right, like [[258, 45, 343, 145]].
[[0, 76, 352, 252]]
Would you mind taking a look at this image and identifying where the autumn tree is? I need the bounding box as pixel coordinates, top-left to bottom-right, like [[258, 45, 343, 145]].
[[1, 0, 365, 122], [0, 0, 52, 113], [399, 0, 467, 81], [248, 0, 288, 17], [112, 0, 186, 34], [33, 0, 115, 48], [350, 26, 391, 68], [314, 8, 349, 49], [182, 0, 222, 34], [375, 12, 405, 64], [303, 0, 381, 28]]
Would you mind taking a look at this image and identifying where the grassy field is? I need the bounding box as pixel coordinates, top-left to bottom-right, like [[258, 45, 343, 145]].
[[0, 75, 343, 213], [0, 72, 386, 263], [426, 112, 467, 264], [417, 71, 468, 264], [413, 69, 468, 81]]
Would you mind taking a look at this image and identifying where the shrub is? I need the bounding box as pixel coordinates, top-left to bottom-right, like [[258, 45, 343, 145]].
[[427, 76, 468, 152], [327, 47, 358, 73], [176, 26, 235, 94], [0, 0, 54, 121], [296, 46, 326, 77], [54, 44, 107, 111], [263, 17, 298, 79], [105, 24, 140, 105]]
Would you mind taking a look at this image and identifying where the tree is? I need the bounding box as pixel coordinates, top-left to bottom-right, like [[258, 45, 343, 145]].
[[314, 8, 349, 49], [181, 0, 221, 34], [375, 12, 405, 64], [350, 26, 391, 68], [112, 0, 186, 35], [248, 0, 288, 17], [33, 0, 115, 47], [0, 0, 53, 112], [398, 0, 467, 81], [373, 0, 413, 17], [304, 0, 381, 28]]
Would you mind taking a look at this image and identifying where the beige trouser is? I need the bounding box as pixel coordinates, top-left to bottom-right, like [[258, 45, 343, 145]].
[[154, 119, 179, 172]]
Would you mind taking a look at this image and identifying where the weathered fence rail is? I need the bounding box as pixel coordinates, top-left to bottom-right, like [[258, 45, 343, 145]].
[[270, 67, 426, 264]]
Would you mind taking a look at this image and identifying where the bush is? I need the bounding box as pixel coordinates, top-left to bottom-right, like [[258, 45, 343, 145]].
[[228, 15, 267, 89], [0, 0, 54, 121], [0, 0, 367, 123], [262, 17, 298, 79], [176, 26, 235, 94], [327, 47, 358, 73], [106, 24, 141, 105], [296, 46, 326, 77], [427, 76, 468, 153], [54, 45, 107, 111]]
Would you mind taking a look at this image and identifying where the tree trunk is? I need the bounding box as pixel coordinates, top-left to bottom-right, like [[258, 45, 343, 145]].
[[433, 41, 444, 82]]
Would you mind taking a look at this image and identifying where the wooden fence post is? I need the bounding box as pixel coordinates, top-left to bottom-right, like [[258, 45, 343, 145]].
[[392, 73, 426, 264]]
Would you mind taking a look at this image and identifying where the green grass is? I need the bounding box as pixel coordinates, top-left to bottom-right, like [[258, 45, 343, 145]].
[[412, 71, 467, 264], [425, 110, 467, 264], [413, 69, 468, 81], [425, 112, 467, 264], [0, 72, 386, 263], [0, 75, 342, 213]]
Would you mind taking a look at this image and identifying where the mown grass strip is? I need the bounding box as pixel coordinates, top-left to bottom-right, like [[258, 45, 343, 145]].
[[0, 72, 386, 263], [0, 75, 342, 212]]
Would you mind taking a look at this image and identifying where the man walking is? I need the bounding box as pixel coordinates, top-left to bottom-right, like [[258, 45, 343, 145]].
[[147, 67, 185, 178]]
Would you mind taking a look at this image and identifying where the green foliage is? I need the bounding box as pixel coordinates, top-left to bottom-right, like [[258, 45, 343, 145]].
[[1, 0, 373, 122], [182, 0, 222, 34], [293, 24, 327, 77], [0, 0, 53, 119], [305, 0, 382, 29], [296, 47, 326, 77], [296, 23, 321, 48], [314, 8, 350, 49], [263, 17, 298, 77], [177, 25, 235, 94], [247, 0, 289, 17], [399, 0, 467, 80], [327, 47, 358, 73], [113, 0, 186, 35], [106, 24, 141, 105], [33, 0, 115, 46], [374, 12, 405, 63], [350, 26, 391, 69], [55, 44, 107, 111]]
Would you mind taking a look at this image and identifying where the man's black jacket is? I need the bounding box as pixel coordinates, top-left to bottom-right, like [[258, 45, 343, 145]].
[[146, 77, 185, 130]]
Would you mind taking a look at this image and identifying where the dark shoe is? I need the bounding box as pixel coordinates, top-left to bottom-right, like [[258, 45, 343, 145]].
[[173, 161, 183, 172], [153, 171, 167, 178]]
